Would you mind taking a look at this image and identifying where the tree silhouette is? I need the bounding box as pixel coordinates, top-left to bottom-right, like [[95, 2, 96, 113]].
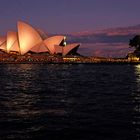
[[129, 35, 140, 51]]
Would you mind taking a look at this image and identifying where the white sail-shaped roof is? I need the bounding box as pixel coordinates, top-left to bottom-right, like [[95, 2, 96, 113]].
[[0, 21, 81, 56], [17, 21, 43, 55], [30, 42, 49, 53], [0, 41, 6, 51], [9, 40, 20, 52], [63, 43, 80, 56], [0, 37, 6, 46], [54, 45, 63, 54], [44, 36, 65, 54], [7, 31, 18, 53]]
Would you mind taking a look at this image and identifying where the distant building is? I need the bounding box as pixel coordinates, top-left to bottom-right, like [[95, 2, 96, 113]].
[[0, 21, 80, 56], [127, 53, 140, 61]]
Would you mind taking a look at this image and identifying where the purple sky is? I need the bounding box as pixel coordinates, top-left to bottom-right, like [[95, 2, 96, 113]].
[[0, 0, 140, 34]]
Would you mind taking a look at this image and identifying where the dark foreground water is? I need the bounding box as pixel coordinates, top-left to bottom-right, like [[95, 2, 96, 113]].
[[0, 64, 140, 140]]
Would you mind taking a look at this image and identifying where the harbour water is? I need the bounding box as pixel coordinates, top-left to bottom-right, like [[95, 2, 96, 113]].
[[0, 64, 140, 140]]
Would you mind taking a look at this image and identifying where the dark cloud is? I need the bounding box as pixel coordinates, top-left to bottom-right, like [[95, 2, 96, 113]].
[[66, 25, 139, 57]]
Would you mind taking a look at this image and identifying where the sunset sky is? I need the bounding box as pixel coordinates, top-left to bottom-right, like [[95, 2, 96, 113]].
[[0, 0, 140, 34]]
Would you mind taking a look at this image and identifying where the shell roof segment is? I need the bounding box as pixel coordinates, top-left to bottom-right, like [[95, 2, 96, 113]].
[[17, 21, 43, 55], [44, 36, 65, 54], [0, 21, 80, 56]]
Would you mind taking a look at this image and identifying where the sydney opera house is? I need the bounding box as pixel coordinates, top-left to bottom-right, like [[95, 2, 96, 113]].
[[0, 21, 80, 57]]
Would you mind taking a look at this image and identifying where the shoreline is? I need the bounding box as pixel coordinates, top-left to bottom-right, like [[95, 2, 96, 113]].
[[0, 53, 140, 64], [0, 61, 140, 64]]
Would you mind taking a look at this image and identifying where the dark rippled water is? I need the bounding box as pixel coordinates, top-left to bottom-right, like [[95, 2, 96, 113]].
[[0, 64, 140, 140]]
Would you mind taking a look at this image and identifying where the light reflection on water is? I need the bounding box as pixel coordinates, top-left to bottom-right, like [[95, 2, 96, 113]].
[[0, 64, 140, 140], [4, 64, 38, 91], [134, 65, 140, 140]]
